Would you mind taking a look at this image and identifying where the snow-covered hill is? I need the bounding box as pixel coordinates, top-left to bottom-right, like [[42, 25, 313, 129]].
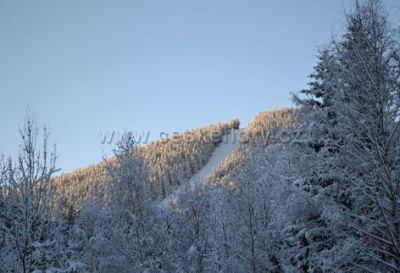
[[160, 128, 242, 208]]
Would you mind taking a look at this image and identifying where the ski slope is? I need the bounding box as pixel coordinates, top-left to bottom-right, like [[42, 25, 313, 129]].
[[160, 128, 242, 209]]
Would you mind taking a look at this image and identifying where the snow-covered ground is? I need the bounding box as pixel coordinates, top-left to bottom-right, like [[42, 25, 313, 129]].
[[159, 128, 242, 209]]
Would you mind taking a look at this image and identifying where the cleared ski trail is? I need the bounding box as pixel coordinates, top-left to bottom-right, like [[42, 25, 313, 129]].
[[159, 128, 242, 209]]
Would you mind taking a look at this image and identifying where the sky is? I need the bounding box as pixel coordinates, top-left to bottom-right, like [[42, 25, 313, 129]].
[[0, 0, 399, 173]]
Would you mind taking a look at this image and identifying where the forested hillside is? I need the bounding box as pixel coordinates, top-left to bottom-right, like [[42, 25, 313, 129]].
[[54, 119, 239, 212], [208, 108, 299, 186], [1, 1, 400, 272]]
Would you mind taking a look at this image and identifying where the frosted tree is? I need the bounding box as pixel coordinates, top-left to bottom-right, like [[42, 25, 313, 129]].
[[332, 1, 400, 271], [0, 116, 70, 272], [172, 185, 212, 273], [76, 132, 156, 273], [293, 0, 400, 271]]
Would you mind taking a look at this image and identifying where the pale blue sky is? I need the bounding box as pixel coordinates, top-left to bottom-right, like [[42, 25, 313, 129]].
[[1, 0, 399, 172]]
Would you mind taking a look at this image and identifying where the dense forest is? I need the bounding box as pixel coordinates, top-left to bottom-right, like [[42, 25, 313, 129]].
[[1, 1, 400, 272]]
